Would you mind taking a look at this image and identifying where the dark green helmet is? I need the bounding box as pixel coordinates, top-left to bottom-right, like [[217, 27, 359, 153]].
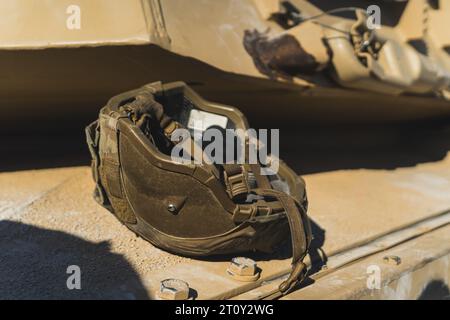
[[86, 81, 312, 294]]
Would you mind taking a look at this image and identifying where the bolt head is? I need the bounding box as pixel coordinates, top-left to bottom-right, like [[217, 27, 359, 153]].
[[159, 279, 189, 300], [167, 204, 177, 213], [228, 257, 257, 277]]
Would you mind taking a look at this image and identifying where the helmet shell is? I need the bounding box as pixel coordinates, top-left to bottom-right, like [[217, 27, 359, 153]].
[[86, 81, 307, 256]]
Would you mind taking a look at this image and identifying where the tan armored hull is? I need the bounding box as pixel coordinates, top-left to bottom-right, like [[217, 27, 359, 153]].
[[1, 0, 450, 132]]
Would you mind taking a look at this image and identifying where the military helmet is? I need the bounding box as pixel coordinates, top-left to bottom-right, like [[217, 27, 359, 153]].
[[86, 81, 312, 293]]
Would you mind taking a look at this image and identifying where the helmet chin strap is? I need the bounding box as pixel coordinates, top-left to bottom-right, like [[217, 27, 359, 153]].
[[251, 188, 311, 295]]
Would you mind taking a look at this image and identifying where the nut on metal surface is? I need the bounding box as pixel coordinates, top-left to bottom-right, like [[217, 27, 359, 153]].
[[159, 279, 190, 300], [227, 257, 260, 282], [383, 255, 402, 266]]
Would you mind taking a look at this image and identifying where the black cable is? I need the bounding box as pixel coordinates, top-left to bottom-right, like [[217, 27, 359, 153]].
[[291, 6, 366, 24]]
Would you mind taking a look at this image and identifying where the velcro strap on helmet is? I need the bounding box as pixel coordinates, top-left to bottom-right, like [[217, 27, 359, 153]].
[[99, 113, 124, 199], [96, 111, 138, 224]]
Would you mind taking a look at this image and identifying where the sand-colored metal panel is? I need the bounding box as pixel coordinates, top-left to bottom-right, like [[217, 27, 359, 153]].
[[0, 168, 83, 220], [161, 0, 273, 77], [0, 0, 151, 48], [2, 150, 450, 299], [0, 1, 450, 132], [282, 225, 450, 300]]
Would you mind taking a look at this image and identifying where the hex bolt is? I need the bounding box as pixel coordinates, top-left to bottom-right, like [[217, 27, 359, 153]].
[[227, 257, 260, 282], [159, 279, 190, 300], [167, 204, 177, 213], [383, 255, 402, 266]]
